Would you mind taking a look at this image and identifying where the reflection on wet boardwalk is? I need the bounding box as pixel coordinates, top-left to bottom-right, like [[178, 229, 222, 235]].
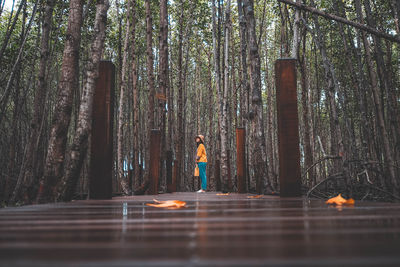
[[1, 192, 400, 266]]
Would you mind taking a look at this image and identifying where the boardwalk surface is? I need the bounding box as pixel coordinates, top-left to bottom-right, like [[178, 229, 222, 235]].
[[1, 192, 400, 266]]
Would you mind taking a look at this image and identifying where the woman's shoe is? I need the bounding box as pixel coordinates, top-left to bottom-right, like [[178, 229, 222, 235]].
[[196, 189, 205, 193]]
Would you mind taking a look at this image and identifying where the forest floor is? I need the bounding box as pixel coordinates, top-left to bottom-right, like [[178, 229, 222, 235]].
[[1, 192, 400, 266]]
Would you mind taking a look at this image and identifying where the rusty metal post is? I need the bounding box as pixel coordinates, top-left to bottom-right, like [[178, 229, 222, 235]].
[[236, 127, 246, 193], [275, 58, 302, 197], [149, 129, 161, 195], [170, 159, 178, 192], [215, 159, 221, 191], [89, 61, 114, 199], [166, 150, 173, 192]]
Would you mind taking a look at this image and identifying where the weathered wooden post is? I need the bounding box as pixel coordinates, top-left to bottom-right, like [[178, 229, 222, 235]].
[[149, 129, 161, 195], [275, 58, 302, 197], [236, 127, 246, 193], [89, 61, 114, 199]]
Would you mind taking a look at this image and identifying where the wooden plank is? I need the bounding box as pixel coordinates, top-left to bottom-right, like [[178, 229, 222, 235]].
[[275, 58, 302, 197], [89, 61, 114, 200], [1, 193, 400, 265]]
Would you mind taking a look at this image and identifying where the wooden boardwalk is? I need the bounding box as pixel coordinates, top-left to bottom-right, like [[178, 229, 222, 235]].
[[1, 192, 400, 266]]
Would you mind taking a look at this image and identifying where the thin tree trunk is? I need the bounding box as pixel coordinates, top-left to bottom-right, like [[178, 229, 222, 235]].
[[355, 0, 399, 194], [11, 0, 56, 203], [158, 0, 169, 192], [56, 0, 110, 202], [116, 0, 132, 196], [243, 0, 269, 194], [145, 0, 155, 192], [212, 0, 229, 192], [0, 0, 38, 126], [278, 0, 400, 43], [299, 29, 314, 188], [223, 0, 232, 191], [0, 0, 27, 66], [175, 0, 184, 191], [308, 0, 344, 163], [291, 0, 301, 59], [131, 0, 140, 191], [36, 0, 84, 203]]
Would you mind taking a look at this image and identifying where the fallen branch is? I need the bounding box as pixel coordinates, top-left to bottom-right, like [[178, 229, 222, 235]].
[[306, 172, 344, 198], [302, 155, 342, 178], [364, 184, 400, 201], [277, 0, 400, 43]]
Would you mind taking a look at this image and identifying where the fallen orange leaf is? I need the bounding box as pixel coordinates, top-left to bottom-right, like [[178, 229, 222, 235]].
[[247, 195, 263, 199], [216, 193, 230, 196], [146, 199, 186, 209], [326, 194, 355, 206]]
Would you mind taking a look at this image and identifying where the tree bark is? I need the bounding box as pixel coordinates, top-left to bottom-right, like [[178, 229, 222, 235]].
[[116, 0, 132, 196], [145, 0, 155, 193], [36, 0, 84, 203], [354, 0, 399, 193], [175, 0, 184, 191], [0, 0, 27, 66], [131, 0, 140, 191], [212, 0, 229, 192], [308, 0, 345, 166], [243, 0, 269, 194], [222, 0, 232, 191], [291, 0, 301, 59], [56, 0, 110, 202], [298, 28, 314, 187], [11, 0, 56, 203], [278, 0, 400, 43], [158, 0, 169, 192]]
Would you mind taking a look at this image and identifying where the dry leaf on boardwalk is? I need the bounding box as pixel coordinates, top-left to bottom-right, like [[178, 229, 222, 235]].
[[216, 193, 230, 196], [146, 199, 186, 209], [247, 195, 263, 199], [326, 194, 355, 206]]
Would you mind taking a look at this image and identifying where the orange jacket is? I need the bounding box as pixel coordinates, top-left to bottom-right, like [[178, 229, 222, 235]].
[[196, 143, 207, 163]]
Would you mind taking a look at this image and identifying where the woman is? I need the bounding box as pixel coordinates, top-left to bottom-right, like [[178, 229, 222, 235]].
[[195, 135, 207, 193]]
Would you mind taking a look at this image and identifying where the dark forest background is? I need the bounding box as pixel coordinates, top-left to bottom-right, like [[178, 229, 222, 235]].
[[0, 0, 399, 205]]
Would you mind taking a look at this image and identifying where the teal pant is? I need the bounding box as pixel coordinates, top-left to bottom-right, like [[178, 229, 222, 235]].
[[197, 162, 207, 190]]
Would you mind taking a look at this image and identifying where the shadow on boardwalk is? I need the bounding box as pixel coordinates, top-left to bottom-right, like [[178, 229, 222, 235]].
[[1, 192, 400, 266]]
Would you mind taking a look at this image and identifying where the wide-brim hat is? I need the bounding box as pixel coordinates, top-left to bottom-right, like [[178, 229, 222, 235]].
[[195, 135, 205, 143]]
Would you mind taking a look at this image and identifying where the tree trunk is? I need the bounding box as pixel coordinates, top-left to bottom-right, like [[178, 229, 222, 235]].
[[0, 0, 27, 66], [11, 0, 56, 203], [223, 0, 232, 191], [131, 0, 140, 191], [355, 0, 399, 194], [56, 0, 110, 202], [212, 0, 229, 192], [243, 0, 269, 194], [116, 0, 131, 196], [175, 0, 184, 191], [291, 0, 301, 59], [36, 0, 84, 203], [158, 0, 169, 192], [309, 0, 344, 164]]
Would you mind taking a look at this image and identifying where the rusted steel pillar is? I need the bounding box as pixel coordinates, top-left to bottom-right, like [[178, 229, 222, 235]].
[[170, 159, 178, 192], [149, 129, 161, 195], [166, 150, 173, 192], [89, 61, 114, 199], [275, 58, 302, 197], [215, 159, 221, 191], [236, 127, 246, 193]]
